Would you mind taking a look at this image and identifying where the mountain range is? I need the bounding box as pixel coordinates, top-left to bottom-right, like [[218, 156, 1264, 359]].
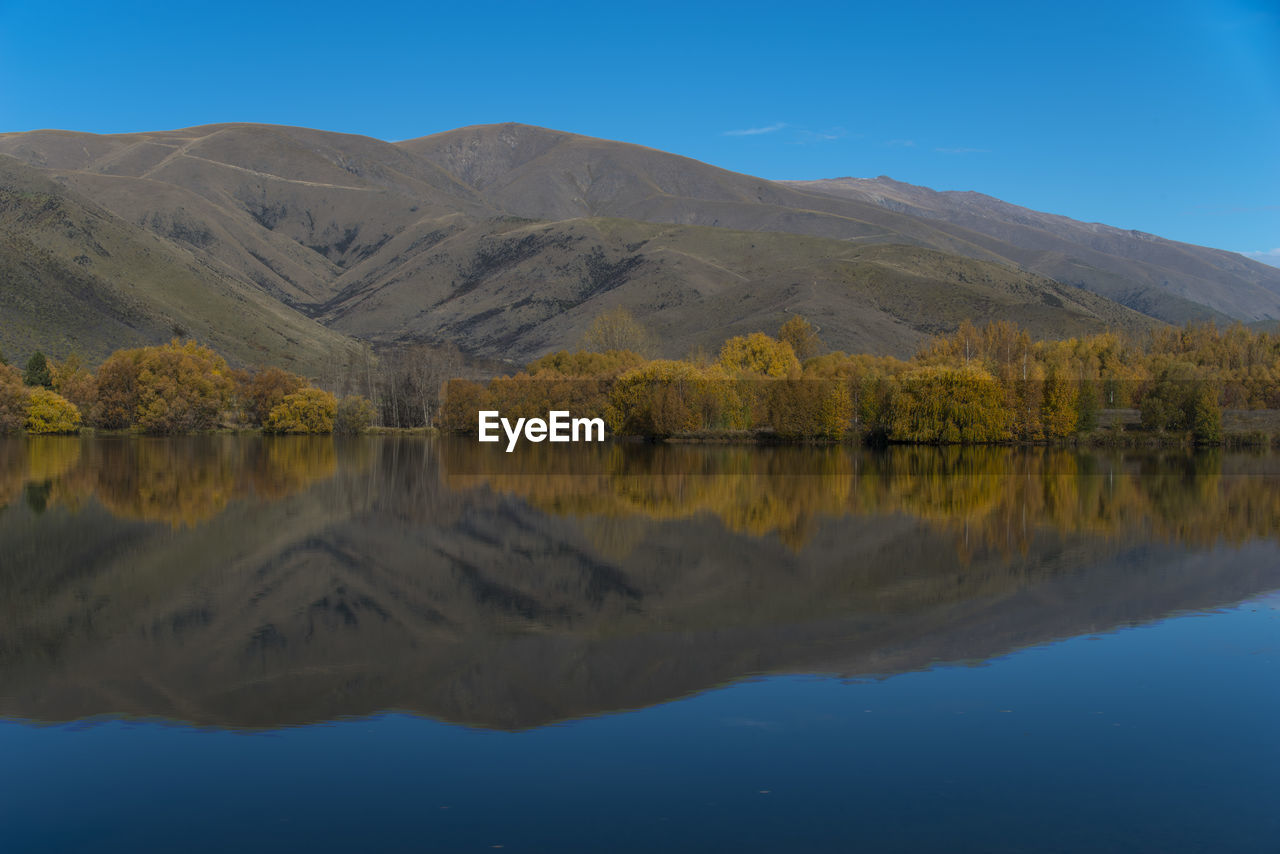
[[2, 122, 1277, 371]]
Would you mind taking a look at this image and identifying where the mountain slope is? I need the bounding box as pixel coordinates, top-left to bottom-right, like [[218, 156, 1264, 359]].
[[397, 123, 1023, 261], [401, 124, 1278, 324], [786, 176, 1280, 323], [320, 216, 1157, 361], [0, 155, 358, 373], [3, 121, 1262, 364]]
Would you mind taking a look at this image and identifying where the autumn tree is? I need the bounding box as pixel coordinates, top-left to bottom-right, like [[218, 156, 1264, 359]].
[[50, 355, 98, 414], [265, 388, 338, 434], [778, 315, 824, 361], [25, 389, 81, 434], [889, 365, 1011, 444], [239, 366, 306, 426], [134, 341, 234, 433], [608, 360, 710, 436], [769, 378, 853, 440], [439, 379, 491, 433], [94, 341, 233, 432], [1039, 361, 1079, 439], [527, 349, 646, 378], [93, 348, 145, 429], [718, 333, 800, 378]]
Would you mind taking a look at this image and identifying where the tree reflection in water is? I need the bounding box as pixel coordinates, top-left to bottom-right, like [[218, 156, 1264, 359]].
[[0, 436, 1277, 731]]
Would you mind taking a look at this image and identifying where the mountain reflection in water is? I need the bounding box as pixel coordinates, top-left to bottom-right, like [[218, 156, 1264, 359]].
[[1, 436, 1277, 730]]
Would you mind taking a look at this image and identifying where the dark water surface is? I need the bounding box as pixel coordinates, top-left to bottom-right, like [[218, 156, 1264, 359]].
[[0, 436, 1277, 852]]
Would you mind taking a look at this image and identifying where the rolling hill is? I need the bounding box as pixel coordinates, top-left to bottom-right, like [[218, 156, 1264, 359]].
[[1, 121, 1271, 367], [0, 156, 359, 374], [785, 175, 1280, 323]]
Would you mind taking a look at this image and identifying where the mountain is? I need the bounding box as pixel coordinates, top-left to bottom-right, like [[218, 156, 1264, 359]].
[[0, 156, 358, 373], [402, 124, 1280, 324], [316, 216, 1152, 360], [1, 121, 1267, 365], [785, 176, 1280, 323]]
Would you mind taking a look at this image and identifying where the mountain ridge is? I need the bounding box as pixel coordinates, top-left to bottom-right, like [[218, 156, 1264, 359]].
[[1, 121, 1269, 365]]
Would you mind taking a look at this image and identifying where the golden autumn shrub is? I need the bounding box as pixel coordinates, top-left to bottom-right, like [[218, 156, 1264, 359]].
[[265, 388, 338, 434], [135, 341, 234, 433], [92, 340, 232, 432], [608, 360, 725, 436], [24, 388, 82, 434], [718, 333, 800, 378], [1039, 362, 1079, 439], [778, 315, 824, 361], [889, 365, 1011, 444], [526, 349, 646, 378], [239, 366, 306, 426], [439, 380, 491, 433], [50, 355, 99, 415], [92, 348, 145, 428], [769, 379, 853, 440]]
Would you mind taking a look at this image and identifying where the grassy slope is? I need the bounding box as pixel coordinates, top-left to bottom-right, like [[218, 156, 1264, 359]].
[[0, 123, 1188, 365], [787, 176, 1280, 323], [323, 216, 1160, 361], [0, 156, 359, 375]]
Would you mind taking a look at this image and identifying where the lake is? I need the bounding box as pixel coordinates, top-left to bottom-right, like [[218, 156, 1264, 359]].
[[1, 436, 1277, 852]]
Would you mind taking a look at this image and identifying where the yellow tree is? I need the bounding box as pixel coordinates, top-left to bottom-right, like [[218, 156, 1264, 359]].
[[239, 366, 306, 426], [778, 315, 824, 361], [718, 333, 800, 377], [1040, 360, 1079, 439], [889, 365, 1011, 444], [25, 389, 82, 434], [265, 388, 338, 434], [134, 341, 234, 433]]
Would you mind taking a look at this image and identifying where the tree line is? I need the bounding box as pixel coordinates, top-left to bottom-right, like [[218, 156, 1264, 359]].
[[441, 313, 1280, 445], [0, 341, 375, 435], [8, 312, 1280, 444]]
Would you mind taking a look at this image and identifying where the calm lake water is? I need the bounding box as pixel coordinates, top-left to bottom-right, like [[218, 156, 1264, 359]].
[[1, 436, 1277, 853]]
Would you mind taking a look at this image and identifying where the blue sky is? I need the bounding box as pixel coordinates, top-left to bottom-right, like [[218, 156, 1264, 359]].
[[1, 0, 1276, 260]]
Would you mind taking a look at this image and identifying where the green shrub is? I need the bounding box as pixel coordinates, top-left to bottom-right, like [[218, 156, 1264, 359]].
[[334, 395, 376, 434]]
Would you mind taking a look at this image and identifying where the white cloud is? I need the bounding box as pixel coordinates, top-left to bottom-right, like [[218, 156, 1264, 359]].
[[790, 127, 853, 145], [724, 122, 786, 137], [1242, 248, 1280, 268], [885, 138, 916, 148]]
